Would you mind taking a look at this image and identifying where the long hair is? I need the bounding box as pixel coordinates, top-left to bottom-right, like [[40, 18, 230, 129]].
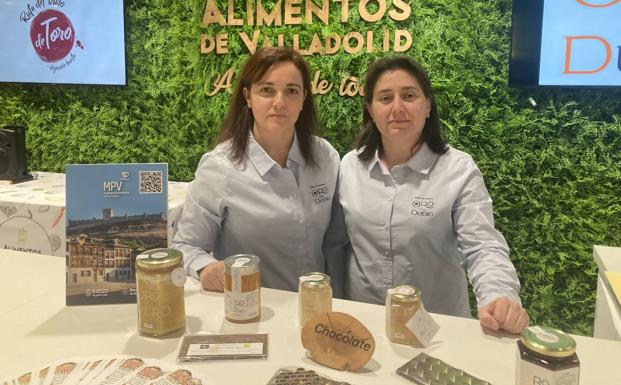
[[217, 47, 319, 167], [355, 56, 447, 161]]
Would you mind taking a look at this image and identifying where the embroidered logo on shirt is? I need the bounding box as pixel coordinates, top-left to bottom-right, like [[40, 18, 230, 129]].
[[310, 184, 331, 205], [411, 196, 434, 217]]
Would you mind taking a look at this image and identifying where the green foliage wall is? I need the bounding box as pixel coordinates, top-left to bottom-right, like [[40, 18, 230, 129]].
[[1, 0, 620, 335]]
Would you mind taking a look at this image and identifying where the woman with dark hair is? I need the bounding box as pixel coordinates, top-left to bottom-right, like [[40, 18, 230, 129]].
[[331, 56, 529, 333], [172, 47, 340, 293]]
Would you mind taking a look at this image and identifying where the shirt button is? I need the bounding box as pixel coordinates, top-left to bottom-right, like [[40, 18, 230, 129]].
[[384, 250, 389, 256]]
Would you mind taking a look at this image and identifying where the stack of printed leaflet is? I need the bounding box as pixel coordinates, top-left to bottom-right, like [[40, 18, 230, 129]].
[[1, 356, 203, 385]]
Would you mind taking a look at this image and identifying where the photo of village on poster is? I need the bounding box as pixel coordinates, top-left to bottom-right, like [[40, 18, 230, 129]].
[[65, 163, 168, 306]]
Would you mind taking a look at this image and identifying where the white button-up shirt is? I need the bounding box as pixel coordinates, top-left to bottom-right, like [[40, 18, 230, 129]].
[[172, 133, 340, 292], [335, 143, 521, 317]]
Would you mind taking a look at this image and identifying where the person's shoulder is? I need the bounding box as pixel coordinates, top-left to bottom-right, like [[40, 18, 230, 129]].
[[312, 136, 340, 161], [341, 149, 359, 163], [340, 148, 368, 171], [312, 136, 337, 152], [438, 145, 480, 173], [194, 142, 237, 180], [442, 145, 475, 163], [198, 141, 233, 165], [189, 145, 235, 196]]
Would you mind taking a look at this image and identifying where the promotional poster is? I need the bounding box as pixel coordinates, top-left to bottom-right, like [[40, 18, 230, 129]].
[[0, 0, 126, 85], [65, 163, 168, 306]]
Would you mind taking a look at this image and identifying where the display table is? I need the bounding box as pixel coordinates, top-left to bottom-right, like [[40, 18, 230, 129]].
[[593, 245, 621, 341], [1, 251, 620, 384], [0, 172, 188, 256]]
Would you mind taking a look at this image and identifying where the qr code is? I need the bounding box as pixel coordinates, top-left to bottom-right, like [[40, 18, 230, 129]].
[[139, 171, 163, 193]]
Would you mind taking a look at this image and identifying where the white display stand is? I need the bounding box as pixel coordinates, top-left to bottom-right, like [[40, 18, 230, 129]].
[[593, 245, 621, 341], [1, 250, 620, 384], [0, 172, 187, 256]]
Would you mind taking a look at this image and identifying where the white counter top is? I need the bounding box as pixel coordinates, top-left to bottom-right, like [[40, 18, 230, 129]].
[[1, 250, 620, 384]]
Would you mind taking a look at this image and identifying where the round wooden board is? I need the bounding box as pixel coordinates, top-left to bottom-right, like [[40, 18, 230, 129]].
[[300, 311, 375, 371]]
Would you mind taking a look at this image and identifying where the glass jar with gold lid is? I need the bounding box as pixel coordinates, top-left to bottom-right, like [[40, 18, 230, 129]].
[[386, 285, 423, 346], [298, 272, 332, 328], [516, 326, 580, 385], [224, 254, 261, 323], [136, 248, 186, 336]]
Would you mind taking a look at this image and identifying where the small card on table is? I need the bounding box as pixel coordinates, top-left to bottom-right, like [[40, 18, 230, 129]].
[[177, 333, 268, 361]]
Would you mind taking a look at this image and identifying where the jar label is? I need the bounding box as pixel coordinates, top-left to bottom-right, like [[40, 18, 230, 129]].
[[231, 269, 242, 292], [231, 258, 251, 292], [517, 351, 580, 385], [225, 289, 260, 320], [151, 252, 169, 259], [405, 306, 440, 347], [170, 267, 187, 287]]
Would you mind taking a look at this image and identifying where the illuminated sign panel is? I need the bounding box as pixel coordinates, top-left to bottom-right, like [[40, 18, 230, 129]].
[[510, 0, 621, 86]]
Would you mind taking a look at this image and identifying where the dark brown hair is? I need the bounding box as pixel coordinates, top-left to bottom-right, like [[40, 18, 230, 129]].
[[217, 47, 319, 166], [355, 56, 447, 161]]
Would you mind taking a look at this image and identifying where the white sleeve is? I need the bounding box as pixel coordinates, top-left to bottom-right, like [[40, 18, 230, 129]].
[[452, 157, 522, 307], [171, 153, 227, 280]]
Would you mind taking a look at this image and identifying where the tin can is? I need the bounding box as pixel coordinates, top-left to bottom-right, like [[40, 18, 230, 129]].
[[298, 272, 332, 328], [136, 248, 186, 336], [224, 254, 261, 323]]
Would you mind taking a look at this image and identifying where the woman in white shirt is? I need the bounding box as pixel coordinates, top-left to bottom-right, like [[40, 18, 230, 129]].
[[172, 47, 340, 293], [332, 56, 529, 333]]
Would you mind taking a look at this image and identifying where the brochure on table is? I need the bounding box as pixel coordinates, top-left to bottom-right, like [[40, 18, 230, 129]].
[[65, 163, 168, 306], [0, 355, 204, 385]]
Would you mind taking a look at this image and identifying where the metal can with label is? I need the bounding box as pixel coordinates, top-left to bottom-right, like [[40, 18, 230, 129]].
[[224, 254, 261, 323], [136, 248, 186, 336]]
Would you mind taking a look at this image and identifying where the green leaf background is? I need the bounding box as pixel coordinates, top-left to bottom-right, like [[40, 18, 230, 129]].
[[1, 0, 620, 335]]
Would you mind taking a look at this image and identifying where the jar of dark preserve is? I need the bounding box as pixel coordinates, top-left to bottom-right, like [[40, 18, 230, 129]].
[[516, 326, 580, 385]]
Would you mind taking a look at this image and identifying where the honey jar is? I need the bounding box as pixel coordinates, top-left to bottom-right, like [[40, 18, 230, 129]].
[[298, 272, 332, 328], [136, 248, 186, 336], [224, 254, 261, 323], [516, 326, 580, 385], [386, 285, 423, 346]]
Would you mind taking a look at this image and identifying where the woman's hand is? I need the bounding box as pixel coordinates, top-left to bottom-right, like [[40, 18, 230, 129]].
[[199, 261, 225, 292], [478, 296, 530, 334]]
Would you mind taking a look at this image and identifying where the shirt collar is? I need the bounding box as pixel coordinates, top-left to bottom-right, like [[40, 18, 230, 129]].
[[367, 142, 439, 176], [247, 131, 304, 176], [367, 149, 383, 175]]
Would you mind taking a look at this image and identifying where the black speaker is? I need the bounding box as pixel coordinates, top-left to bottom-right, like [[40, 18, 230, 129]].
[[0, 125, 33, 183]]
